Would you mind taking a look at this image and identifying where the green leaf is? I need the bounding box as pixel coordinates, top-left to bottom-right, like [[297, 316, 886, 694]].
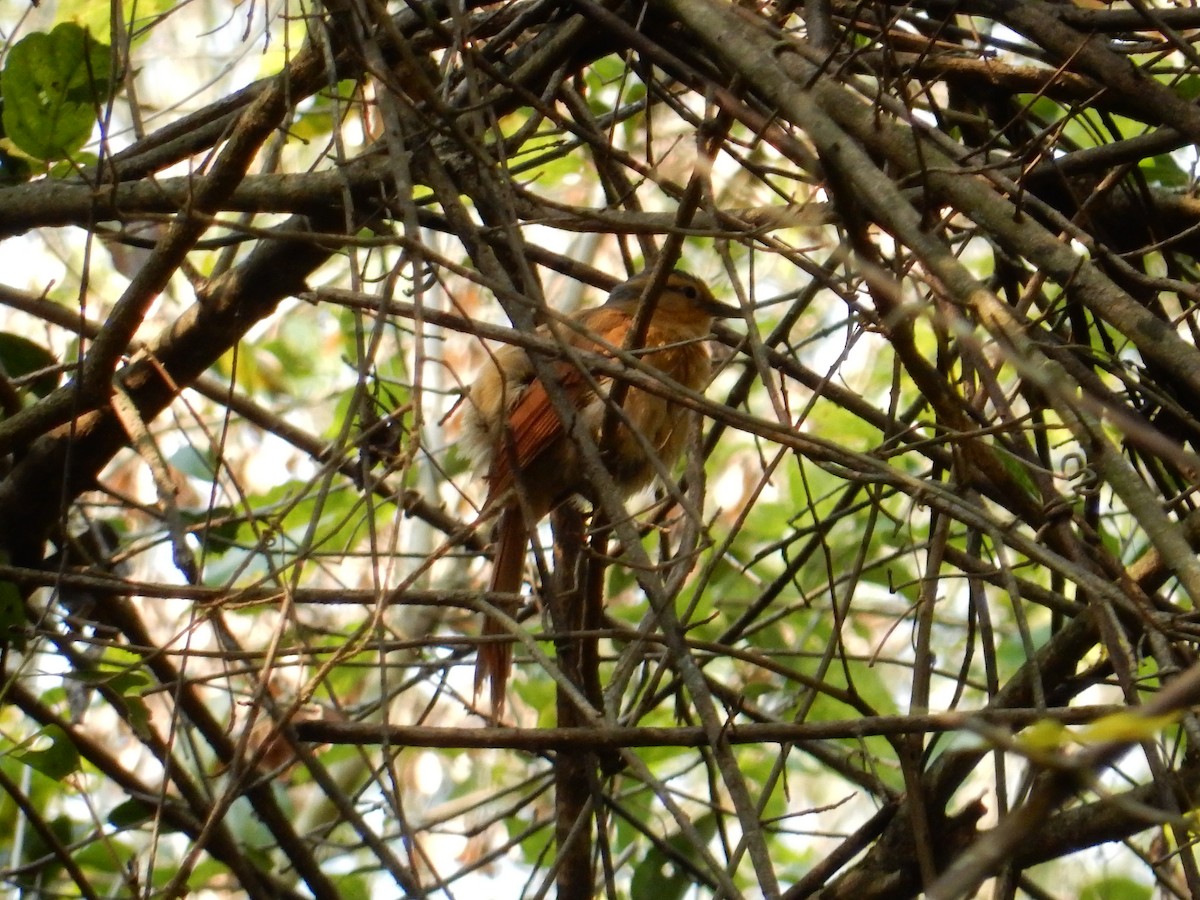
[[1, 23, 113, 161], [1076, 710, 1179, 745], [169, 445, 217, 481], [995, 446, 1038, 503], [179, 506, 242, 557], [13, 725, 80, 780], [60, 0, 178, 47], [0, 333, 60, 398], [0, 136, 33, 184], [1081, 876, 1151, 900], [76, 645, 151, 690], [631, 813, 719, 900], [1018, 718, 1069, 753], [107, 798, 155, 829], [71, 645, 154, 739], [19, 812, 76, 880], [1139, 153, 1189, 189]]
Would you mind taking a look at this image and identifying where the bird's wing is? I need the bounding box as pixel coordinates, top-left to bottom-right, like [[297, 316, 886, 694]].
[[485, 308, 630, 498]]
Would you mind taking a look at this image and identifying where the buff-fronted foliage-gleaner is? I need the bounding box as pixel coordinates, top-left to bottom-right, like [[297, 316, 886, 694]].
[[461, 268, 738, 717]]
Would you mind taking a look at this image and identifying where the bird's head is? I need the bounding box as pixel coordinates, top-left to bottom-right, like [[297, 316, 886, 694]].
[[606, 269, 740, 326]]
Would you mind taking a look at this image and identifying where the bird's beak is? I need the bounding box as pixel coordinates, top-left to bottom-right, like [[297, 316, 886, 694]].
[[703, 297, 742, 319]]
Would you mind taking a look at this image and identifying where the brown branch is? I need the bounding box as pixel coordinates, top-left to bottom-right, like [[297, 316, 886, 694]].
[[294, 705, 1122, 749]]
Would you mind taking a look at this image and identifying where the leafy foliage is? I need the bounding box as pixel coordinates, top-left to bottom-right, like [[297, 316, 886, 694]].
[[0, 0, 1199, 898], [0, 22, 113, 162]]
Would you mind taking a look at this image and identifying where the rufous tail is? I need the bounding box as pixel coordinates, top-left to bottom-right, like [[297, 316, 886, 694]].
[[475, 507, 526, 718]]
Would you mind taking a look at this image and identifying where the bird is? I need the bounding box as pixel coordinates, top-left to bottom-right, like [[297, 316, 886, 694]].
[[460, 268, 738, 717]]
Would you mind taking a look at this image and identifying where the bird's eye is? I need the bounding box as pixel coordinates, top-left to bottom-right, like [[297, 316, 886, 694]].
[[680, 284, 699, 300]]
